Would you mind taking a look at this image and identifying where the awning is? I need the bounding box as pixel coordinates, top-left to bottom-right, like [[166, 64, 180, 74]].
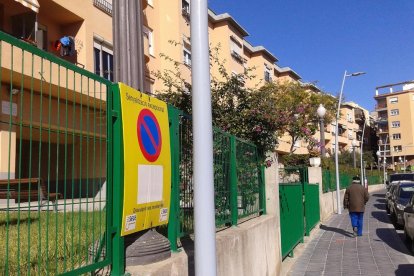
[[14, 0, 39, 13]]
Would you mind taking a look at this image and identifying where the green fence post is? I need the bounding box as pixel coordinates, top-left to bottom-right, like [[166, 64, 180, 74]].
[[259, 164, 266, 215], [168, 106, 181, 252], [230, 136, 238, 226], [109, 84, 125, 275]]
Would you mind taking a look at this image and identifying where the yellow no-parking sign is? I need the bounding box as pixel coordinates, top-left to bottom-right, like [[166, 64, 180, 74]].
[[118, 83, 171, 236]]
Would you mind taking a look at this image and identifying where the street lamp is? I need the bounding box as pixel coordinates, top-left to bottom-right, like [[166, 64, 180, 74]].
[[334, 70, 366, 214], [317, 104, 327, 157], [377, 150, 386, 185], [352, 139, 358, 168]]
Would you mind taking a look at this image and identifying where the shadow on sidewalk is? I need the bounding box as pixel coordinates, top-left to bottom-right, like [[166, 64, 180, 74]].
[[395, 264, 414, 275], [373, 203, 386, 210], [319, 224, 353, 237], [371, 211, 391, 224], [375, 198, 386, 204], [371, 193, 385, 197], [376, 228, 411, 255]]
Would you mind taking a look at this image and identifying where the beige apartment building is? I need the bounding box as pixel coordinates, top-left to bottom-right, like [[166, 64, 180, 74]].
[[0, 0, 373, 183], [0, 0, 114, 196], [374, 81, 414, 171]]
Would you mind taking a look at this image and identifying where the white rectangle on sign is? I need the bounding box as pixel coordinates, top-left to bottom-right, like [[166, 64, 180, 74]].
[[2, 101, 17, 116], [137, 165, 163, 204]]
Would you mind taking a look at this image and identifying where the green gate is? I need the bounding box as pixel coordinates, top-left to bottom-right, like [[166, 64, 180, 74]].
[[279, 166, 320, 259], [0, 30, 115, 275], [304, 182, 320, 236], [279, 183, 303, 259]]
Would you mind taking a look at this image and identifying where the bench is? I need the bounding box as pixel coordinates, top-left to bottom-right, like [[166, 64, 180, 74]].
[[0, 178, 62, 208]]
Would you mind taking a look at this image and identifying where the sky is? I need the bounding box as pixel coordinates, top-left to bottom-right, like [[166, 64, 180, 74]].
[[207, 0, 414, 111]]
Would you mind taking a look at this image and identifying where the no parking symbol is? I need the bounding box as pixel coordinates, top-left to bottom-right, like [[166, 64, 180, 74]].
[[137, 109, 162, 162]]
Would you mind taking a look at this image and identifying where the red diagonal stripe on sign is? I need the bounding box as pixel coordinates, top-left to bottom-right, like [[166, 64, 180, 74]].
[[142, 117, 160, 153]]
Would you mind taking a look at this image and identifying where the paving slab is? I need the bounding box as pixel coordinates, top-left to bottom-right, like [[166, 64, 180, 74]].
[[287, 190, 414, 276]]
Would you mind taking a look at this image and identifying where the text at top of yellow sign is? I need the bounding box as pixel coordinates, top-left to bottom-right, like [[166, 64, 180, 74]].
[[118, 83, 171, 236]]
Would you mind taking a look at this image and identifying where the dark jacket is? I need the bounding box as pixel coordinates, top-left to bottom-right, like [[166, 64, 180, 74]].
[[343, 183, 369, 212]]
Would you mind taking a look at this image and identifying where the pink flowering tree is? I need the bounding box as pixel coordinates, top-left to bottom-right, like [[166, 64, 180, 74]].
[[258, 82, 337, 154]]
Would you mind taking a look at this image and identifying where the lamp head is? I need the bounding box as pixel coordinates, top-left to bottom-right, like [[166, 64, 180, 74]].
[[352, 140, 358, 147], [349, 72, 366, 77], [317, 104, 326, 118], [376, 150, 381, 157]]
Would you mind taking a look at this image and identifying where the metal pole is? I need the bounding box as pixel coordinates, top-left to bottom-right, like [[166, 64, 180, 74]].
[[113, 0, 145, 91], [360, 120, 366, 187], [353, 146, 356, 168], [191, 1, 217, 276], [335, 70, 347, 215], [320, 118, 325, 157]]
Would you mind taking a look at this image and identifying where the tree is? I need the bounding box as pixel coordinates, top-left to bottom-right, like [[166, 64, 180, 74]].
[[152, 41, 337, 157], [259, 82, 337, 154]]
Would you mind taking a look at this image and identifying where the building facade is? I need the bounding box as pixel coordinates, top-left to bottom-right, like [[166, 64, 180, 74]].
[[374, 81, 414, 171]]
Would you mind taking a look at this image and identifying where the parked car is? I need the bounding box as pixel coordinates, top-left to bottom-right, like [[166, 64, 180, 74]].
[[386, 183, 399, 214], [389, 182, 414, 227], [403, 194, 414, 252], [387, 173, 414, 190]]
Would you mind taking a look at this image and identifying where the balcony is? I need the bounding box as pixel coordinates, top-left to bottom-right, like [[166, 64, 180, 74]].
[[93, 0, 112, 16], [376, 117, 388, 124], [378, 127, 389, 134], [375, 103, 387, 110]]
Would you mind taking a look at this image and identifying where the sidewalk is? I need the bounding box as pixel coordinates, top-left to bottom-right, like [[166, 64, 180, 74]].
[[287, 190, 414, 276]]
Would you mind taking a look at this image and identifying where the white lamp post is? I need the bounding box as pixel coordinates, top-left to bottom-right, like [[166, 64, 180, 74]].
[[334, 70, 365, 214], [377, 150, 386, 185], [317, 104, 327, 157]]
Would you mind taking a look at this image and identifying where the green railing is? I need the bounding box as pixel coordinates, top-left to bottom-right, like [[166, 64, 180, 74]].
[[304, 182, 320, 236], [0, 31, 115, 275], [322, 169, 383, 192], [168, 106, 265, 250], [279, 183, 304, 259]]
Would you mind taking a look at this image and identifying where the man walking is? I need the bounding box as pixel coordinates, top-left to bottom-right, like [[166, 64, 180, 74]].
[[343, 176, 369, 237]]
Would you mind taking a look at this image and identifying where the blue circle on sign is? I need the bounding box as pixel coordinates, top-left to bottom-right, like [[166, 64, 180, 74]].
[[137, 109, 162, 162]]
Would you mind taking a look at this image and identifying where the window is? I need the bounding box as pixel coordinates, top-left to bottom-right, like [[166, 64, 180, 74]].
[[230, 37, 243, 63], [143, 26, 154, 56], [394, 145, 402, 152], [390, 97, 398, 104], [392, 121, 400, 128], [94, 41, 113, 81], [390, 109, 399, 116], [393, 133, 401, 140], [11, 12, 36, 41], [264, 65, 272, 83], [182, 0, 190, 18], [183, 47, 191, 66]]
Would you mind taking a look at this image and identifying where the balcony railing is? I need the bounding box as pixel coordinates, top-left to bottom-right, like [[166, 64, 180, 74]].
[[93, 0, 112, 16], [375, 103, 387, 110]]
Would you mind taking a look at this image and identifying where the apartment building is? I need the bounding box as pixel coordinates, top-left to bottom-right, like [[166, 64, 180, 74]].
[[374, 81, 414, 171], [0, 0, 115, 194], [1, 0, 373, 172]]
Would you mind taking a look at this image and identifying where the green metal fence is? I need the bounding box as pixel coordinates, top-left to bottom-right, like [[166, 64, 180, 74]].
[[167, 106, 265, 250], [322, 169, 383, 192], [0, 30, 113, 275]]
